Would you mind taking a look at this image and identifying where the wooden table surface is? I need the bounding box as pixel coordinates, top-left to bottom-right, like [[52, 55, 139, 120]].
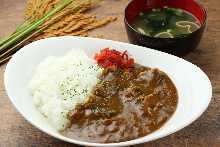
[[0, 0, 220, 146]]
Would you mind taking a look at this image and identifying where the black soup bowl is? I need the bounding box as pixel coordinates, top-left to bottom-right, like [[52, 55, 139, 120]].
[[124, 0, 207, 56]]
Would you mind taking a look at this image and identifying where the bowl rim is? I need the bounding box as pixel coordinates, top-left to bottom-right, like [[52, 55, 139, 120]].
[[124, 0, 207, 40]]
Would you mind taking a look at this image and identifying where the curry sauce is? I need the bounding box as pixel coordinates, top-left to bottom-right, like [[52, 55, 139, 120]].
[[63, 64, 178, 143]]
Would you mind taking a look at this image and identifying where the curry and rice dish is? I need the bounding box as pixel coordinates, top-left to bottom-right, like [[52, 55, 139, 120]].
[[28, 48, 178, 143]]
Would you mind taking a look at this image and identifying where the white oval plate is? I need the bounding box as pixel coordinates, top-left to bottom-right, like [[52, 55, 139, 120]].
[[4, 36, 212, 147]]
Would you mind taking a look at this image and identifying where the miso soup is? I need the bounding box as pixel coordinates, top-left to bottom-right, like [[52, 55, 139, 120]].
[[131, 7, 201, 38]]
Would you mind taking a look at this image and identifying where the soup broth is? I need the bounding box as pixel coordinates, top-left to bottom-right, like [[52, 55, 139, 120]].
[[131, 7, 201, 38]]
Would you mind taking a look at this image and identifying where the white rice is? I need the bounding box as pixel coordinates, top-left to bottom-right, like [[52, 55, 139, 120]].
[[28, 49, 103, 131]]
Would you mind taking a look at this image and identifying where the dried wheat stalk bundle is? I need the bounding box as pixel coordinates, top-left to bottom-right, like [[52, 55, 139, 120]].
[[25, 0, 117, 40], [0, 0, 116, 64]]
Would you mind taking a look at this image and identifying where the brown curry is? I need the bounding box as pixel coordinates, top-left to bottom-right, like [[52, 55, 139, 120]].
[[63, 64, 178, 143]]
